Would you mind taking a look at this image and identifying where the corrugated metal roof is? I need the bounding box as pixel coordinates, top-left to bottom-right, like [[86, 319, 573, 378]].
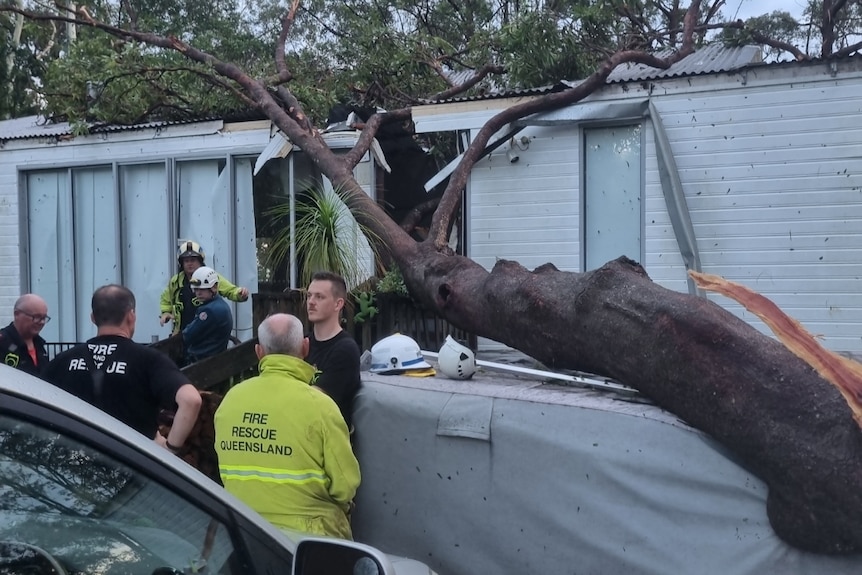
[[0, 115, 218, 143], [424, 44, 766, 105], [605, 43, 762, 83]]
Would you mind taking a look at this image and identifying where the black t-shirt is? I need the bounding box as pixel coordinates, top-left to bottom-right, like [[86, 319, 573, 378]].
[[179, 280, 197, 330], [306, 329, 361, 427], [43, 335, 189, 439]]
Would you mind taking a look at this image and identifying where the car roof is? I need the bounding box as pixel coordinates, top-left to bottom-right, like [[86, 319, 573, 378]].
[[0, 364, 300, 551]]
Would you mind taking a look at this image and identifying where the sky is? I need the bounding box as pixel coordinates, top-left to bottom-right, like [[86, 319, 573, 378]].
[[730, 0, 808, 21]]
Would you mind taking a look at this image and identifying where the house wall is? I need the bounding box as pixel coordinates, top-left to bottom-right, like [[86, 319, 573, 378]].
[[0, 121, 270, 342], [414, 58, 862, 356], [469, 123, 580, 272], [651, 72, 862, 355]]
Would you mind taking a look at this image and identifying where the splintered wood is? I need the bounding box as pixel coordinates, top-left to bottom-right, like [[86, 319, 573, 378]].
[[690, 270, 862, 428]]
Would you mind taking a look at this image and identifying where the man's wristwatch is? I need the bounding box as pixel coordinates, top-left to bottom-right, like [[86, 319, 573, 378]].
[[165, 439, 183, 452]]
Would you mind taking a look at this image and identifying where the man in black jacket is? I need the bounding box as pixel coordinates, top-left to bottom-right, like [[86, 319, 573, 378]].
[[0, 294, 50, 377]]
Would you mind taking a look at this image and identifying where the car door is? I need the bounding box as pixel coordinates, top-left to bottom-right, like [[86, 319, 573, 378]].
[[0, 391, 294, 575]]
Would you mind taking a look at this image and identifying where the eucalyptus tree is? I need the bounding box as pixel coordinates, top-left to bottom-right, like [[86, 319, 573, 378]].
[[4, 0, 862, 555], [0, 6, 54, 118]]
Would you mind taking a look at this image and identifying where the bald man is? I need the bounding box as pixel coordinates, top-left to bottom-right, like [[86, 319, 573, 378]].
[[0, 294, 50, 376]]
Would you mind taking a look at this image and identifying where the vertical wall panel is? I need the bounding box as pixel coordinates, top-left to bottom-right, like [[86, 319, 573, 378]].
[[72, 166, 118, 341], [26, 170, 73, 342], [121, 163, 171, 343]]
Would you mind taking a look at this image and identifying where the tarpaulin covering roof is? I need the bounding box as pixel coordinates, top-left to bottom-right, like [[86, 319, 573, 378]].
[[353, 371, 862, 575]]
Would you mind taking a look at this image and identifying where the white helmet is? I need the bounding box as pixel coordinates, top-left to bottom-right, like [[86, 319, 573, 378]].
[[177, 239, 206, 264], [370, 333, 433, 374], [190, 266, 219, 290], [438, 335, 477, 379]]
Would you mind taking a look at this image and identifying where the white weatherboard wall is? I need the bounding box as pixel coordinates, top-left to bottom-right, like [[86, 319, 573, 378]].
[[650, 74, 862, 354], [470, 123, 580, 272], [0, 120, 268, 343], [414, 57, 862, 357]]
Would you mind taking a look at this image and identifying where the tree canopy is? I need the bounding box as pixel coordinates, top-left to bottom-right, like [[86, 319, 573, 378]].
[[3, 0, 854, 125]]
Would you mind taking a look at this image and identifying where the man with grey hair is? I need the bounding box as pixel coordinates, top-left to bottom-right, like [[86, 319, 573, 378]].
[[0, 293, 50, 376], [214, 313, 361, 540]]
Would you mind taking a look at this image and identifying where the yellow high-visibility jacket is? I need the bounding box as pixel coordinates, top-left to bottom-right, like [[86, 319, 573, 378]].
[[159, 271, 245, 334], [214, 353, 360, 540]]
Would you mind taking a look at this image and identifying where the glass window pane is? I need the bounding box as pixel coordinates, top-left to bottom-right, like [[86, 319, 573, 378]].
[[0, 414, 239, 574], [584, 125, 642, 271], [73, 166, 118, 341]]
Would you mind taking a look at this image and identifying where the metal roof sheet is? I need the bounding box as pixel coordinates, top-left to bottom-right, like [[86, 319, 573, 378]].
[[605, 43, 763, 83], [0, 115, 217, 143], [423, 44, 767, 105]]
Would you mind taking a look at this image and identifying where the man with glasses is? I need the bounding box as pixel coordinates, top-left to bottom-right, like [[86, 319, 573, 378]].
[[0, 294, 50, 376]]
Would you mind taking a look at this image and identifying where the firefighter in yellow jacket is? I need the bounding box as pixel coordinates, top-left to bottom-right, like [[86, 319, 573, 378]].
[[159, 240, 249, 334], [214, 313, 360, 540]]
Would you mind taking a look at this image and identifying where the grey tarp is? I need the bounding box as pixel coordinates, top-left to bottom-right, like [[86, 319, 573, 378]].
[[351, 372, 862, 575]]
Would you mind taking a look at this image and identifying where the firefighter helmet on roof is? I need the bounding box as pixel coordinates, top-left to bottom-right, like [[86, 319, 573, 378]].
[[370, 334, 433, 374], [437, 335, 477, 380]]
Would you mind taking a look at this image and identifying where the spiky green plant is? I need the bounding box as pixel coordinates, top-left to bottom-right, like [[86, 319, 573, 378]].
[[263, 180, 381, 289]]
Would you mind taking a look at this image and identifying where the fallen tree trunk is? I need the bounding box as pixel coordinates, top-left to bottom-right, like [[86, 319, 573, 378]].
[[406, 251, 862, 553]]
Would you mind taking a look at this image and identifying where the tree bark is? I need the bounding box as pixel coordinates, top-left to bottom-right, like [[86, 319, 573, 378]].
[[409, 254, 862, 553]]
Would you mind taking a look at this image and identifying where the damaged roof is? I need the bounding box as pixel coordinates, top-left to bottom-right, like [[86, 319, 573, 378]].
[[426, 44, 765, 104], [605, 43, 763, 83]]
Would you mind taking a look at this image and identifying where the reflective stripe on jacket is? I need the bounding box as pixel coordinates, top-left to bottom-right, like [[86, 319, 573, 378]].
[[159, 271, 244, 334], [214, 354, 360, 540]]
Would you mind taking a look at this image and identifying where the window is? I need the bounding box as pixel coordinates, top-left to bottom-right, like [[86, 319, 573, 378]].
[[23, 157, 258, 344], [0, 413, 240, 574], [583, 124, 643, 271]]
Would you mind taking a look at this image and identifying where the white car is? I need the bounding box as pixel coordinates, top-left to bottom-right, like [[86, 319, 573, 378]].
[[0, 365, 435, 575]]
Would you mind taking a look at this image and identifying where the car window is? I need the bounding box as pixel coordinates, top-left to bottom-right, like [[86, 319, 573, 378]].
[[0, 413, 240, 575]]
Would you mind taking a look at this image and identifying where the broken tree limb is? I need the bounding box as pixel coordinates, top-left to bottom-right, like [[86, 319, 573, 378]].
[[408, 254, 862, 553], [691, 270, 862, 428]]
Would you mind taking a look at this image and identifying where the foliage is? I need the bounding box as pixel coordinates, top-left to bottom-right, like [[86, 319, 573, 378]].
[[4, 2, 862, 129], [376, 265, 409, 297], [43, 37, 246, 126], [262, 181, 381, 290], [0, 9, 55, 119], [3, 0, 802, 126], [36, 0, 272, 127], [720, 10, 802, 60]]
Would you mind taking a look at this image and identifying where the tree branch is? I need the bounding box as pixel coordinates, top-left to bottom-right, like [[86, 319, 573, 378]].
[[341, 108, 412, 169], [272, 0, 300, 84], [428, 63, 506, 101], [833, 37, 862, 58], [425, 0, 702, 250], [822, 0, 837, 56], [399, 197, 441, 236], [120, 0, 137, 30], [274, 86, 314, 133]]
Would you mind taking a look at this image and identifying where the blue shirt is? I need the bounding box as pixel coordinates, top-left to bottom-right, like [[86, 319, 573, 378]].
[[182, 295, 233, 362]]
